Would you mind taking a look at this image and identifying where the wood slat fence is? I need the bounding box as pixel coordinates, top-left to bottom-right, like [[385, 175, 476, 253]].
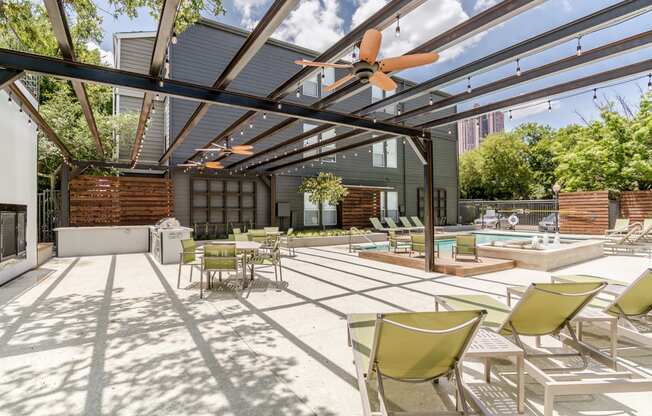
[[619, 190, 652, 224], [558, 191, 610, 235], [70, 176, 173, 226], [341, 187, 380, 228]]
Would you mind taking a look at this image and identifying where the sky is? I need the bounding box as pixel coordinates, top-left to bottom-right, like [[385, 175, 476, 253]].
[[92, 0, 652, 130]]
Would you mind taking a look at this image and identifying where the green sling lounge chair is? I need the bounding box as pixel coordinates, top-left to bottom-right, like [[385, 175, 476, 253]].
[[400, 216, 423, 231], [452, 235, 478, 261], [384, 217, 401, 230], [605, 218, 631, 236], [411, 216, 425, 228], [435, 282, 652, 416], [347, 310, 486, 416], [369, 217, 390, 232]]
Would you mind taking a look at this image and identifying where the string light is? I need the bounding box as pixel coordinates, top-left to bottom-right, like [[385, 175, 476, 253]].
[[516, 58, 521, 77], [263, 112, 267, 119], [548, 100, 552, 112], [428, 93, 433, 106], [171, 31, 178, 45], [648, 73, 652, 91], [395, 14, 400, 38], [277, 103, 282, 110], [593, 88, 598, 101], [296, 86, 301, 98], [397, 104, 402, 115], [466, 76, 472, 93], [508, 110, 513, 120], [249, 122, 254, 129], [373, 117, 377, 123], [576, 36, 582, 56], [7, 93, 11, 102], [321, 68, 325, 79]]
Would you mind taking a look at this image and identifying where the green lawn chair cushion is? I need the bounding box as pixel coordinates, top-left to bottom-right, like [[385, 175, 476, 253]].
[[411, 234, 425, 252], [233, 228, 242, 234], [385, 218, 399, 229], [264, 227, 279, 233], [180, 239, 196, 263], [375, 311, 483, 380], [400, 217, 413, 228], [369, 217, 385, 230], [411, 216, 425, 228], [203, 244, 237, 270], [456, 235, 476, 255], [500, 282, 604, 337], [552, 274, 627, 287], [234, 233, 249, 241], [606, 269, 652, 317]]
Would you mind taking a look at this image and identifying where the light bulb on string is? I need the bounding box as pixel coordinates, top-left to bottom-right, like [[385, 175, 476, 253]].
[[263, 112, 267, 119], [296, 87, 301, 98], [428, 93, 433, 106], [466, 77, 472, 93], [593, 88, 598, 102], [548, 100, 552, 112], [516, 58, 521, 77], [509, 110, 513, 120], [648, 73, 652, 91], [395, 14, 400, 37], [576, 36, 582, 56], [171, 31, 178, 45]]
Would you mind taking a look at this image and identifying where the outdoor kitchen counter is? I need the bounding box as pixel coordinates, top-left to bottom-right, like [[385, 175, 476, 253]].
[[55, 226, 151, 257]]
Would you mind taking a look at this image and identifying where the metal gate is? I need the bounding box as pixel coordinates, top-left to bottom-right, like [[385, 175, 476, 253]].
[[38, 189, 61, 242], [459, 199, 557, 226]]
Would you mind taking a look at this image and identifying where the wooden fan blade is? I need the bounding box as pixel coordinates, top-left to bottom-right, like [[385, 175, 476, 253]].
[[232, 145, 253, 151], [359, 29, 382, 64], [205, 161, 224, 169], [232, 150, 254, 156], [379, 53, 439, 72], [324, 74, 355, 92], [194, 148, 219, 152], [294, 59, 352, 69], [369, 71, 397, 92]]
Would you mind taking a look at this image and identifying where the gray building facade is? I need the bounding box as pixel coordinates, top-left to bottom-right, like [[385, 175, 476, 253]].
[[113, 19, 459, 233]]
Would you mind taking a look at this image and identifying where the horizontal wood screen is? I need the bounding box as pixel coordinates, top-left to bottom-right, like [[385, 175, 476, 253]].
[[341, 187, 380, 229], [620, 190, 652, 224], [70, 176, 173, 226], [558, 191, 609, 235]]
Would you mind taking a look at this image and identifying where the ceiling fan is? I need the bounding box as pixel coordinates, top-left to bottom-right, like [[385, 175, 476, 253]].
[[194, 142, 254, 156], [294, 29, 438, 92], [177, 160, 225, 169]]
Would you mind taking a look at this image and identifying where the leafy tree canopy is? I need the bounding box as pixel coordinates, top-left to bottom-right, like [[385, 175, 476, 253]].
[[298, 173, 349, 229], [460, 94, 652, 200]]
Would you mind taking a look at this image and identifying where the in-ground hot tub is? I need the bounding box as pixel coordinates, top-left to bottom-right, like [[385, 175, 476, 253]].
[[477, 239, 604, 271]]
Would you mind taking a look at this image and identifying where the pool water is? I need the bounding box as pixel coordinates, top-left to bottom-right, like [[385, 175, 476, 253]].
[[356, 232, 530, 256]]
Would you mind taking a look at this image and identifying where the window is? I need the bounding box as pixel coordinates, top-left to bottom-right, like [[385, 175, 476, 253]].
[[302, 74, 319, 97], [371, 85, 384, 103], [303, 122, 319, 157], [320, 68, 335, 96], [303, 193, 338, 226], [320, 128, 336, 163], [417, 188, 447, 225], [371, 86, 397, 114], [380, 191, 399, 221], [372, 138, 397, 168]]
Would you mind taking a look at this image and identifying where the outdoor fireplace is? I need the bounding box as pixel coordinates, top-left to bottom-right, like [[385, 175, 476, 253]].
[[0, 204, 27, 265]]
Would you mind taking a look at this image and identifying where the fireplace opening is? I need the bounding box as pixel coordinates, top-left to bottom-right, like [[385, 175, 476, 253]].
[[0, 204, 27, 266]]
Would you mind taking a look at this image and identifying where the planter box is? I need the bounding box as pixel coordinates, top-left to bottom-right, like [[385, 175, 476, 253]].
[[477, 239, 604, 271], [284, 232, 386, 248]]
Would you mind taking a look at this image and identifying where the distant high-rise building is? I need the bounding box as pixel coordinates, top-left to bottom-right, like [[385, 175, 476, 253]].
[[457, 104, 505, 154]]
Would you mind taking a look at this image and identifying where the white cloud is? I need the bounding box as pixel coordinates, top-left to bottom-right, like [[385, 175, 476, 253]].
[[351, 0, 387, 28], [474, 0, 500, 12], [86, 41, 114, 67], [234, 0, 270, 29], [273, 0, 344, 52]]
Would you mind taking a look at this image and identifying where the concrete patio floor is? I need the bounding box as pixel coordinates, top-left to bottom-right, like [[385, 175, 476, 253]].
[[1, 246, 651, 415]]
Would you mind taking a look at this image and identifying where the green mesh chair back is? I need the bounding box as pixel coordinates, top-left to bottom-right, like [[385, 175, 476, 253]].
[[400, 217, 413, 228], [203, 244, 238, 271], [372, 311, 485, 381], [234, 233, 249, 242], [613, 218, 630, 231], [498, 282, 605, 337], [369, 217, 385, 231], [411, 234, 425, 252], [248, 229, 268, 243], [411, 216, 425, 228], [180, 239, 196, 264], [606, 269, 652, 317], [456, 235, 476, 256], [385, 217, 399, 229], [232, 228, 242, 234], [264, 227, 279, 233]]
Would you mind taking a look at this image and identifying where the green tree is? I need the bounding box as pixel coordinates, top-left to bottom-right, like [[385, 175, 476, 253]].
[[298, 173, 349, 230]]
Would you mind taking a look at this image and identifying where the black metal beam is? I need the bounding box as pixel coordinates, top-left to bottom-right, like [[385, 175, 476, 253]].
[[391, 29, 652, 122], [131, 0, 181, 163], [0, 68, 22, 88], [73, 159, 169, 171], [221, 0, 544, 168], [423, 141, 435, 272], [43, 0, 104, 157], [358, 0, 652, 115], [0, 48, 429, 139], [419, 58, 652, 129], [6, 81, 73, 161], [160, 0, 299, 163], [265, 58, 652, 172], [187, 0, 432, 164]]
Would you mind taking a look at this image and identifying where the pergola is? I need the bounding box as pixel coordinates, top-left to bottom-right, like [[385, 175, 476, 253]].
[[2, 0, 652, 272]]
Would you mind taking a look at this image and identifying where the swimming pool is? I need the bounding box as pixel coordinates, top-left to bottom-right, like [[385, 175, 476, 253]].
[[354, 232, 531, 256]]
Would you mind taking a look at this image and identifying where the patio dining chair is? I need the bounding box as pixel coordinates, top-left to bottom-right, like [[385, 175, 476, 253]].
[[264, 226, 279, 233], [234, 233, 249, 242], [201, 243, 239, 299], [248, 229, 268, 244], [435, 282, 652, 416], [247, 238, 283, 285], [452, 235, 478, 261], [409, 233, 438, 258], [281, 228, 296, 256], [346, 310, 486, 416], [177, 239, 200, 289], [388, 230, 410, 253]]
